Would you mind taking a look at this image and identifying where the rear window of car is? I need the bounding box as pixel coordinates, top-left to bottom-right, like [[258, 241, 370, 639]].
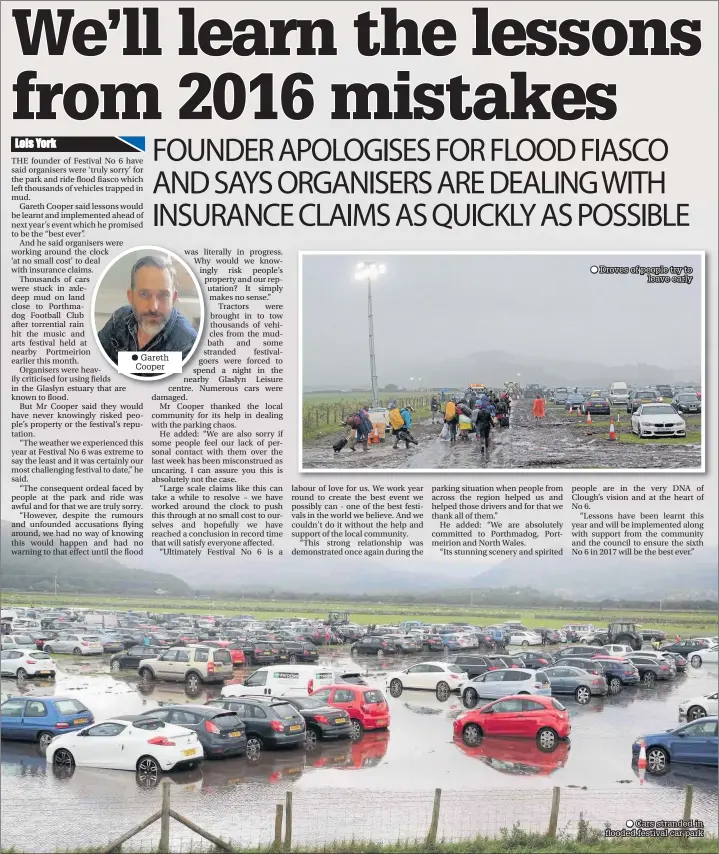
[[272, 703, 300, 720], [213, 650, 232, 665], [447, 665, 465, 674], [82, 636, 100, 642], [212, 712, 243, 728], [551, 699, 567, 711], [193, 648, 209, 662], [54, 700, 88, 715], [363, 690, 385, 704], [33, 652, 51, 660]]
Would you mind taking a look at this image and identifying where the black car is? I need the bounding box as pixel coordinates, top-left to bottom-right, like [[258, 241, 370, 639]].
[[626, 654, 674, 685], [110, 645, 163, 672], [660, 640, 709, 656], [240, 640, 277, 665], [351, 636, 398, 657], [278, 640, 318, 663], [206, 696, 306, 760], [557, 646, 604, 658], [423, 635, 446, 653], [285, 696, 352, 749], [486, 655, 523, 669], [270, 642, 290, 663], [453, 655, 496, 679], [507, 651, 554, 670], [582, 395, 611, 415], [138, 705, 246, 758], [641, 629, 667, 642], [672, 393, 701, 414]]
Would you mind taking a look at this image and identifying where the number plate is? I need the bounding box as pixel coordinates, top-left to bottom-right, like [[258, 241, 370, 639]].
[[73, 718, 89, 724], [183, 748, 198, 756], [229, 731, 243, 737], [376, 719, 387, 727], [38, 671, 51, 675], [289, 724, 302, 732], [334, 718, 347, 724]]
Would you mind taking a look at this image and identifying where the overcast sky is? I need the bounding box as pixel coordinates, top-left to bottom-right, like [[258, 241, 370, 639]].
[[302, 253, 702, 386]]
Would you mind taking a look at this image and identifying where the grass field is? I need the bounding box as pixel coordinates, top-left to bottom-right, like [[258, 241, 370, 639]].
[[3, 592, 716, 636], [303, 391, 434, 439], [548, 405, 702, 445]]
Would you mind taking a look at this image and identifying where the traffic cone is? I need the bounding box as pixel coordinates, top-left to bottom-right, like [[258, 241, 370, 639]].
[[586, 410, 592, 424], [609, 419, 617, 440], [637, 738, 647, 785]]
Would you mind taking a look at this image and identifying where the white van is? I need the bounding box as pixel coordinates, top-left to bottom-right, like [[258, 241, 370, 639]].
[[221, 665, 336, 699], [609, 382, 629, 404]]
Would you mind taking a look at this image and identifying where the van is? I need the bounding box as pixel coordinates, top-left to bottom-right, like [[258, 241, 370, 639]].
[[221, 665, 335, 699], [609, 382, 629, 404]]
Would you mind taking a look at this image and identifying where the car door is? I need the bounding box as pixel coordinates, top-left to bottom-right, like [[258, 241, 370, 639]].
[[53, 633, 71, 654], [173, 647, 193, 680], [167, 709, 202, 738], [486, 698, 525, 736], [2, 649, 24, 676], [424, 664, 447, 690], [671, 720, 718, 764], [243, 669, 270, 694], [544, 667, 564, 693], [477, 671, 503, 699], [76, 721, 128, 768], [154, 648, 178, 679], [1, 698, 27, 739], [19, 699, 49, 742], [403, 663, 428, 690], [328, 687, 357, 716]]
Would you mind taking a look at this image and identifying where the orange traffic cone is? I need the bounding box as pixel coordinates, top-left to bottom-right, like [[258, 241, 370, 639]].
[[586, 410, 592, 424], [637, 738, 647, 785], [609, 419, 617, 440]]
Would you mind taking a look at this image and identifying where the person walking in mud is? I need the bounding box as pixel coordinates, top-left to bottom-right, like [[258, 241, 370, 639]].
[[444, 399, 459, 443], [475, 404, 494, 454], [430, 395, 441, 423], [392, 405, 418, 449], [533, 393, 546, 423], [346, 410, 371, 452]]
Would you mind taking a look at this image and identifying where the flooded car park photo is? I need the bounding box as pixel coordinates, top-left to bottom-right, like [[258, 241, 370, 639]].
[[2, 644, 717, 851]]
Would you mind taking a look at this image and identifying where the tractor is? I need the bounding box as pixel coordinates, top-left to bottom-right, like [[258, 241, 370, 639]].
[[590, 620, 643, 650], [327, 611, 350, 626]]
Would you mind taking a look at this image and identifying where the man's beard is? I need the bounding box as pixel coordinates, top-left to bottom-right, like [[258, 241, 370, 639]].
[[136, 311, 169, 337]]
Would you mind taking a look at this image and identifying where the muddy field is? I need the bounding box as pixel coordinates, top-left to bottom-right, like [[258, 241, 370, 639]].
[[302, 399, 701, 470], [1, 647, 717, 851]]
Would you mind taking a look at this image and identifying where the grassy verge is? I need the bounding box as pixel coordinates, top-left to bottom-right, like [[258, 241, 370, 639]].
[[548, 405, 702, 445], [3, 593, 715, 636], [302, 393, 435, 440]]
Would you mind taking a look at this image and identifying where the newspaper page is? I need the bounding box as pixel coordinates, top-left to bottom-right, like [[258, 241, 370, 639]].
[[1, 2, 717, 852]]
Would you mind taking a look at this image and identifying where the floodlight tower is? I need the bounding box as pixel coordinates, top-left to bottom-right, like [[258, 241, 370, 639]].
[[354, 262, 385, 406]]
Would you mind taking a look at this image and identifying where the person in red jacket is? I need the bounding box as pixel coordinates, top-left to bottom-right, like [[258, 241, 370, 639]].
[[533, 394, 546, 422]]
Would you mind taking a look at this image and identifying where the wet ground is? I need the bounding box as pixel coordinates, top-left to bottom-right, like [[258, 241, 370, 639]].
[[303, 399, 701, 469], [1, 647, 717, 851]]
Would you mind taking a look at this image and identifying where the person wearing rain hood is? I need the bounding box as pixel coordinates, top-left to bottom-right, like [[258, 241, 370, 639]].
[[393, 405, 418, 449], [533, 394, 546, 422]]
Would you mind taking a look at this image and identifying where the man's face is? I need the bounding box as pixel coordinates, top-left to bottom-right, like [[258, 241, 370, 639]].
[[128, 266, 176, 338]]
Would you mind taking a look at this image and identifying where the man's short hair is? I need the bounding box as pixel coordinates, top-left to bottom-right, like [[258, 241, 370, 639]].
[[129, 255, 177, 290]]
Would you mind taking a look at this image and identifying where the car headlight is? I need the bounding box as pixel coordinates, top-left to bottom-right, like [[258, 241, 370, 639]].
[[641, 421, 652, 426]]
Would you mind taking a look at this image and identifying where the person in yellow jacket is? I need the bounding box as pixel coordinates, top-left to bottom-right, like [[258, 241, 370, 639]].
[[444, 399, 459, 443]]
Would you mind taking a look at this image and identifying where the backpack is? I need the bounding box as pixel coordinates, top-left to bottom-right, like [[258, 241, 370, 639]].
[[389, 408, 405, 430], [346, 414, 362, 429], [445, 401, 456, 420]]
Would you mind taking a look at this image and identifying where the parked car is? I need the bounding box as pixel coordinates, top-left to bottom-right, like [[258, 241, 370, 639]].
[[138, 645, 232, 692], [0, 648, 57, 679], [137, 705, 247, 758], [1, 696, 94, 752], [601, 644, 635, 658], [661, 639, 710, 656], [284, 696, 353, 749], [110, 645, 163, 672], [582, 394, 611, 415], [309, 685, 390, 740], [688, 644, 718, 669], [205, 696, 306, 760], [2, 633, 36, 648], [535, 629, 564, 645], [640, 629, 667, 643], [41, 632, 103, 656], [96, 634, 125, 654], [454, 695, 571, 751], [222, 665, 335, 699], [627, 389, 661, 413], [556, 657, 639, 694], [509, 631, 542, 647], [564, 393, 586, 411], [507, 651, 554, 670], [552, 388, 569, 404], [631, 718, 718, 774], [386, 662, 468, 700], [351, 636, 398, 658], [671, 393, 701, 414], [46, 715, 203, 782], [540, 666, 607, 704], [453, 655, 500, 679], [462, 668, 552, 705], [626, 654, 674, 685], [281, 640, 319, 663], [422, 634, 446, 653], [631, 403, 686, 438], [664, 652, 687, 672], [679, 692, 719, 721]]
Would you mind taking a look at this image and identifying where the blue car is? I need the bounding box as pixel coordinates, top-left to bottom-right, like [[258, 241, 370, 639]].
[[1, 696, 94, 753], [440, 634, 463, 651], [632, 717, 718, 774]]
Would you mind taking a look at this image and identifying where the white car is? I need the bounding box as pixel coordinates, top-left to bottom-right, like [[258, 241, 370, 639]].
[[679, 692, 719, 721], [602, 644, 634, 657], [631, 403, 686, 438], [386, 662, 468, 700], [0, 648, 57, 679], [46, 715, 203, 783], [509, 631, 543, 647], [688, 645, 718, 669]]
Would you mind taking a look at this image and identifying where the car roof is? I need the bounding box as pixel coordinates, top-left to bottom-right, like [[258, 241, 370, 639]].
[[487, 694, 552, 703], [140, 705, 225, 717]]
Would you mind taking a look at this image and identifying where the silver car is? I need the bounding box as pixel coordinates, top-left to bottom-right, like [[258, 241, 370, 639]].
[[540, 666, 608, 704], [462, 668, 552, 705], [43, 632, 104, 655]]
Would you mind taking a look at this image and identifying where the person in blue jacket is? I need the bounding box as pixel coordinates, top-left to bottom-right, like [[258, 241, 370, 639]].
[[392, 405, 418, 449]]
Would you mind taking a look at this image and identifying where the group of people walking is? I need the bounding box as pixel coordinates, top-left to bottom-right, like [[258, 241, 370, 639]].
[[435, 390, 512, 453], [335, 403, 418, 453]]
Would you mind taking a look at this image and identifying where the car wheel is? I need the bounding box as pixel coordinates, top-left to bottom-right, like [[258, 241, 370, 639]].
[[462, 723, 482, 746], [110, 660, 121, 672], [646, 746, 669, 774], [305, 728, 319, 751], [136, 755, 161, 785], [376, 649, 384, 659], [185, 673, 201, 693], [73, 647, 82, 655], [463, 687, 478, 708], [642, 671, 656, 687], [521, 640, 529, 648], [44, 645, 53, 654], [349, 719, 363, 740], [389, 679, 403, 698], [288, 654, 298, 664], [687, 705, 707, 721], [16, 667, 28, 679], [245, 736, 262, 761], [537, 728, 558, 752], [608, 677, 621, 695], [140, 668, 154, 683], [350, 647, 358, 657], [53, 748, 75, 769], [436, 681, 450, 701], [690, 655, 702, 669], [38, 731, 54, 754], [575, 686, 591, 704]]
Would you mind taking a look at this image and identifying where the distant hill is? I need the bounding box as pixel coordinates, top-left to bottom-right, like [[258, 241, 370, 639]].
[[0, 521, 191, 596], [470, 549, 718, 601]]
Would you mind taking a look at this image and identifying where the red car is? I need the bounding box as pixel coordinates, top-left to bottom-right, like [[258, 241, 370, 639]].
[[202, 640, 246, 666], [310, 684, 390, 739], [453, 695, 570, 752]]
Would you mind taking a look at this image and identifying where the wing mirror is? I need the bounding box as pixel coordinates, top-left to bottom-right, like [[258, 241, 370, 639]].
[[78, 730, 89, 737]]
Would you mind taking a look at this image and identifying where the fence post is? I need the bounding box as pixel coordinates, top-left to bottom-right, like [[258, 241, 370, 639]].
[[426, 787, 442, 845], [274, 804, 284, 851], [547, 787, 561, 839], [284, 791, 293, 852], [683, 784, 693, 822], [158, 780, 171, 854]]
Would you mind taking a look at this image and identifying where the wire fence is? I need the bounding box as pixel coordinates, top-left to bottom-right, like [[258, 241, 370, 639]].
[[302, 394, 434, 435], [2, 784, 716, 852]]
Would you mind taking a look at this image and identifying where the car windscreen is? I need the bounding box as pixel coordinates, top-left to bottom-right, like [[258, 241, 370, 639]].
[[640, 405, 675, 415], [54, 699, 89, 714]]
